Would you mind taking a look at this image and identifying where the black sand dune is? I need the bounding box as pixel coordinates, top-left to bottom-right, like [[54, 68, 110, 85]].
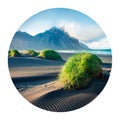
[[8, 53, 112, 112], [8, 57, 65, 68], [32, 79, 107, 112], [8, 57, 64, 91]]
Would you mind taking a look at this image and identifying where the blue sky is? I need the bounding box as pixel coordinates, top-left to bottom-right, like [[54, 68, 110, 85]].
[[19, 8, 110, 49]]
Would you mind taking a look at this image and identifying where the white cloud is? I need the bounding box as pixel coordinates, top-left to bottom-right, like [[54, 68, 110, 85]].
[[86, 38, 110, 49], [58, 22, 105, 42], [57, 22, 110, 49]]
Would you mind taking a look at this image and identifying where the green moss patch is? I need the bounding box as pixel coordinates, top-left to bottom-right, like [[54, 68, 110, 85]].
[[59, 52, 102, 90], [24, 50, 38, 57], [8, 50, 21, 57], [38, 49, 62, 60]]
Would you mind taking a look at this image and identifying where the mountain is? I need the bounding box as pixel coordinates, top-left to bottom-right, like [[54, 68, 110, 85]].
[[10, 27, 89, 50]]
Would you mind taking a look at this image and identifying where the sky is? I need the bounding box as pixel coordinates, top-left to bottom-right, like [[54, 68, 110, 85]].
[[18, 8, 110, 49]]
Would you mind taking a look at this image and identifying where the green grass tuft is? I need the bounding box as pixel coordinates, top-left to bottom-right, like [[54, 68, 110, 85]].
[[25, 50, 38, 57], [38, 49, 62, 60], [59, 52, 102, 90], [8, 50, 21, 57]]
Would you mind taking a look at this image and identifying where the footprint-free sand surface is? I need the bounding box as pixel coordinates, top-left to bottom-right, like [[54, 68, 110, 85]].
[[8, 53, 112, 112]]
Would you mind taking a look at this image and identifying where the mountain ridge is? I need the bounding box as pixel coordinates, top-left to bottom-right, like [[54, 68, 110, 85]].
[[10, 27, 90, 50]]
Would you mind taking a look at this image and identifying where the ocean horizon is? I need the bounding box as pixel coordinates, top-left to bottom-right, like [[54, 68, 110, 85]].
[[14, 49, 112, 56], [57, 49, 112, 55]]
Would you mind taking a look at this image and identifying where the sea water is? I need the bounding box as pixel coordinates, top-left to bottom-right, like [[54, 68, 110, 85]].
[[57, 49, 112, 56]]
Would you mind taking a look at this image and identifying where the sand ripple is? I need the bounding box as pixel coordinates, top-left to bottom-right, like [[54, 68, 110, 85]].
[[32, 88, 97, 112]]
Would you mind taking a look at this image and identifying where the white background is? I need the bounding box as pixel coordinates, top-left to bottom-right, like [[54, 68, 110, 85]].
[[0, 0, 120, 119]]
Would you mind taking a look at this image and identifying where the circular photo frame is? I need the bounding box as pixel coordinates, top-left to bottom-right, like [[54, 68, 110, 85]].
[[8, 8, 112, 112]]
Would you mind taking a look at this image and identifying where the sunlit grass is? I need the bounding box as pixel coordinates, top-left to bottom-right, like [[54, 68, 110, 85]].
[[59, 52, 102, 90], [38, 49, 62, 60], [8, 50, 21, 57], [24, 50, 38, 57]]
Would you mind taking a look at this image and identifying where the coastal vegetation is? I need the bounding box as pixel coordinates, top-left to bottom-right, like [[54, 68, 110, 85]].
[[38, 49, 62, 60], [8, 50, 21, 57], [24, 50, 38, 57], [59, 52, 102, 89]]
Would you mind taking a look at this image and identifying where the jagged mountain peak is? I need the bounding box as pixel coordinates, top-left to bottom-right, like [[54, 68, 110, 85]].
[[10, 27, 89, 50], [35, 26, 66, 37]]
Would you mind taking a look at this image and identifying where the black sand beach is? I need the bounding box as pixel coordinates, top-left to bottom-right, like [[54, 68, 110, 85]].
[[8, 53, 112, 112]]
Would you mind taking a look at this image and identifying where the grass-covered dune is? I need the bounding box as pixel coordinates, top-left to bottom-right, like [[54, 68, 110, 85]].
[[8, 50, 21, 57], [59, 52, 103, 90], [38, 49, 62, 60], [8, 49, 63, 61], [24, 50, 38, 57]]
